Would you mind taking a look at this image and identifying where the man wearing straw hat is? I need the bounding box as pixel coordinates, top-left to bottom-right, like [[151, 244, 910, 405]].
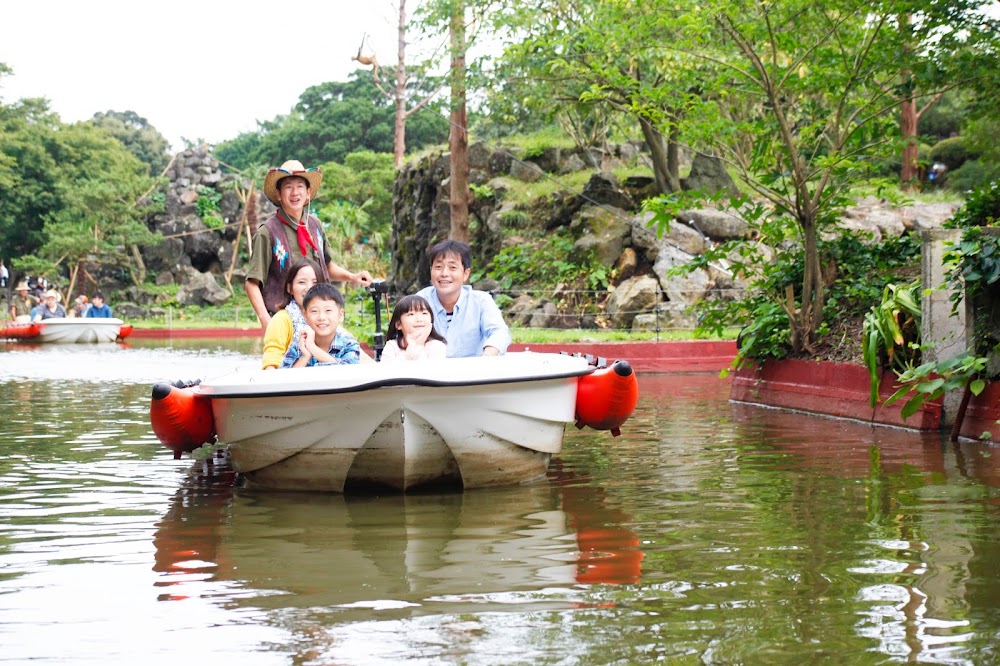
[[9, 280, 38, 322], [245, 159, 374, 328]]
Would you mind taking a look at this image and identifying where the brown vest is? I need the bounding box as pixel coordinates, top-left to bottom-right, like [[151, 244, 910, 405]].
[[261, 213, 331, 314]]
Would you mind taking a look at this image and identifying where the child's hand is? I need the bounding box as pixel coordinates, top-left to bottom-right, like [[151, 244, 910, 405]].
[[301, 326, 316, 352]]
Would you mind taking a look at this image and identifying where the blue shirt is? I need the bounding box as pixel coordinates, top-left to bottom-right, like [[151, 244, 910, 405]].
[[86, 303, 113, 318], [416, 285, 511, 357], [281, 328, 361, 368]]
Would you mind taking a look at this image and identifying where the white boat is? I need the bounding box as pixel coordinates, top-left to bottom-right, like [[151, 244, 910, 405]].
[[150, 352, 638, 493], [1, 317, 133, 343]]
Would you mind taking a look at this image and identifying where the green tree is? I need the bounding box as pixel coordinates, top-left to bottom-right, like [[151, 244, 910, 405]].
[[318, 151, 395, 232], [0, 92, 65, 262], [893, 1, 998, 187], [488, 0, 699, 192], [0, 69, 161, 289], [213, 71, 449, 170], [482, 0, 998, 353], [89, 110, 171, 175], [29, 124, 161, 293]]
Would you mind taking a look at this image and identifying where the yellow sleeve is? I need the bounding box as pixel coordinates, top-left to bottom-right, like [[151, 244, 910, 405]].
[[262, 310, 294, 368]]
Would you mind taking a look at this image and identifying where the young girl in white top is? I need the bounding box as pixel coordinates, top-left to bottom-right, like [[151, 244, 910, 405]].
[[380, 295, 448, 361]]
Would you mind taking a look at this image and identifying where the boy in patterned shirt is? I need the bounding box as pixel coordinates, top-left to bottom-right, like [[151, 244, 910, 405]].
[[281, 283, 360, 368]]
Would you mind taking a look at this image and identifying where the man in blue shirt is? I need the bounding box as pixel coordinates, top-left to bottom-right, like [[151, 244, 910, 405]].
[[416, 240, 511, 357]]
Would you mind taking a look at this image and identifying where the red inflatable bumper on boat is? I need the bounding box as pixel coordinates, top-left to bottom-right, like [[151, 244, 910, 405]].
[[149, 383, 216, 459], [574, 360, 639, 436]]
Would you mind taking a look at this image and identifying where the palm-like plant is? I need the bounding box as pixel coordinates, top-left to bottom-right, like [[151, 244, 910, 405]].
[[862, 282, 922, 407]]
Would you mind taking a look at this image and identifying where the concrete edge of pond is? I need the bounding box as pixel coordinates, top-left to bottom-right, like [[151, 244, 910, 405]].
[[730, 359, 944, 431], [955, 380, 1000, 444]]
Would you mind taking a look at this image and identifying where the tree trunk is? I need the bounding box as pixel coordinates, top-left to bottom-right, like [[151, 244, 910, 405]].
[[898, 14, 921, 191], [900, 94, 919, 188], [448, 2, 470, 242], [66, 263, 80, 307], [245, 187, 257, 257], [799, 217, 824, 353], [130, 244, 146, 286], [638, 116, 679, 194], [667, 123, 681, 189], [393, 0, 407, 168]]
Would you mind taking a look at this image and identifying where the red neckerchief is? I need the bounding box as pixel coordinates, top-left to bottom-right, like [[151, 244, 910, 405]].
[[277, 210, 319, 256]]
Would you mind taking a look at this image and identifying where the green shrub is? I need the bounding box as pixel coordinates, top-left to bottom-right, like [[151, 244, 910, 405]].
[[945, 180, 1000, 228], [497, 209, 531, 228], [202, 214, 225, 230], [479, 232, 609, 292], [195, 186, 222, 219], [862, 282, 921, 406], [948, 160, 990, 192], [930, 136, 978, 171], [469, 183, 495, 200], [917, 90, 968, 142]]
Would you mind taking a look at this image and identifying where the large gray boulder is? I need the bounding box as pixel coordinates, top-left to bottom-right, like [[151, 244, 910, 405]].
[[681, 153, 739, 197], [509, 159, 544, 182], [653, 244, 711, 306], [632, 302, 698, 331], [606, 275, 660, 328], [681, 208, 752, 242], [630, 210, 708, 259], [570, 204, 631, 266], [175, 267, 231, 306]]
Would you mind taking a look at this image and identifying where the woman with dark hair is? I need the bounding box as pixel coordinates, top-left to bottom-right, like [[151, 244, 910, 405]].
[[261, 257, 321, 369]]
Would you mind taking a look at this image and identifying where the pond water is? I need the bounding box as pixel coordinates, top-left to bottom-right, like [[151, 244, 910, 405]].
[[1, 339, 999, 664]]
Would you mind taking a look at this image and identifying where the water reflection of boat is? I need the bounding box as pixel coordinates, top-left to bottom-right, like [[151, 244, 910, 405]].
[[0, 317, 133, 343], [152, 457, 644, 609], [149, 353, 639, 492]]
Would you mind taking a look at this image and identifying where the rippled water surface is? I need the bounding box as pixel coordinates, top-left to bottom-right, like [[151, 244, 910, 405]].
[[1, 339, 999, 664]]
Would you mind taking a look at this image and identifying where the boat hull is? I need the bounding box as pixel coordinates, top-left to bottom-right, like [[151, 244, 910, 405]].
[[202, 353, 592, 492], [2, 318, 132, 343]]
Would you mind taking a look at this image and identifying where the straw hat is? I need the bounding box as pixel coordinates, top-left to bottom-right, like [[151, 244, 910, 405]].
[[263, 160, 323, 206], [15, 281, 29, 291]]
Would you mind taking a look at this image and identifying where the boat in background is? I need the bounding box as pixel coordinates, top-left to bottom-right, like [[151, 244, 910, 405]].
[[149, 352, 639, 493], [1, 317, 133, 343]]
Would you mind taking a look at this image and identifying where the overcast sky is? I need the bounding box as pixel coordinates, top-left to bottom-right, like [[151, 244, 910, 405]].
[[0, 0, 416, 152]]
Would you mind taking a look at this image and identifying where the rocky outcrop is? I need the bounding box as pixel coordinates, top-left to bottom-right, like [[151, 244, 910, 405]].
[[139, 145, 270, 307], [138, 142, 963, 325], [391, 141, 963, 330]]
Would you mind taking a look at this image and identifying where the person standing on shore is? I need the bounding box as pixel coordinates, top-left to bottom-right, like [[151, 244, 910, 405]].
[[244, 160, 374, 330]]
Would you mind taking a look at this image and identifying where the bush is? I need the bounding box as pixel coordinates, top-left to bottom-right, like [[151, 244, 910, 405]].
[[917, 91, 968, 142], [948, 160, 990, 192], [930, 136, 978, 171], [946, 179, 1000, 228]]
